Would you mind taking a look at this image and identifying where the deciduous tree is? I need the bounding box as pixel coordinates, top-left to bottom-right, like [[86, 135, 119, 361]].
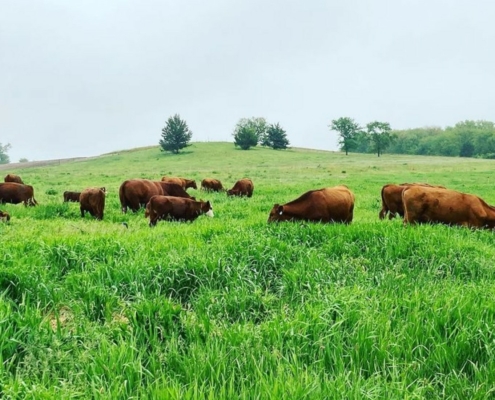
[[0, 143, 11, 164], [367, 121, 394, 157], [330, 117, 361, 155]]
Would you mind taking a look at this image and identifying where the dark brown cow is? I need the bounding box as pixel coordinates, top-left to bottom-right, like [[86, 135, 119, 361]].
[[402, 186, 495, 229], [379, 183, 445, 220], [63, 191, 81, 202], [80, 188, 106, 220], [268, 185, 355, 224], [201, 178, 224, 192], [64, 187, 106, 203], [4, 174, 24, 184], [0, 183, 38, 206], [161, 176, 197, 190], [0, 210, 10, 222], [227, 178, 254, 197], [145, 195, 214, 226], [119, 179, 194, 213]]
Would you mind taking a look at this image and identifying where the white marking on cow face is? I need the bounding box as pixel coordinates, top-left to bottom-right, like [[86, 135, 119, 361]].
[[279, 210, 283, 215], [206, 209, 214, 218]]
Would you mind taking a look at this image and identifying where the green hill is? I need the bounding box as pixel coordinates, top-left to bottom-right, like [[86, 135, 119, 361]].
[[1, 142, 495, 398]]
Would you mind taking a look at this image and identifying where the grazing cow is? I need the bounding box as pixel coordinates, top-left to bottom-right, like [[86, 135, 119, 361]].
[[379, 183, 445, 220], [0, 183, 38, 206], [64, 187, 105, 203], [4, 174, 24, 184], [201, 178, 224, 192], [119, 179, 194, 213], [145, 195, 214, 226], [0, 210, 10, 222], [227, 178, 254, 197], [268, 185, 355, 224], [402, 186, 495, 229], [63, 191, 81, 202], [161, 176, 197, 190], [80, 188, 106, 220]]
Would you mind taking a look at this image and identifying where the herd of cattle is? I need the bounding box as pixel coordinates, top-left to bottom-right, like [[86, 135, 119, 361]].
[[1, 173, 495, 230]]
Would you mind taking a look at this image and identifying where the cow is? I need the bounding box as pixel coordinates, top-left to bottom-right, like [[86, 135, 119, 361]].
[[0, 210, 10, 222], [119, 179, 194, 213], [63, 187, 106, 203], [145, 195, 214, 226], [0, 183, 38, 206], [4, 174, 24, 184], [379, 183, 445, 220], [227, 178, 254, 197], [201, 178, 224, 192], [80, 187, 106, 220], [63, 191, 81, 202], [161, 176, 197, 190], [402, 186, 495, 229], [268, 185, 355, 224]]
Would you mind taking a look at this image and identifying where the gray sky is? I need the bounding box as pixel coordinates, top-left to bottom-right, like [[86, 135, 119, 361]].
[[1, 0, 494, 162]]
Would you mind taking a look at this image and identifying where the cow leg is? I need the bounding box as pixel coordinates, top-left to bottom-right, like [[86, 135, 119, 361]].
[[80, 207, 85, 218]]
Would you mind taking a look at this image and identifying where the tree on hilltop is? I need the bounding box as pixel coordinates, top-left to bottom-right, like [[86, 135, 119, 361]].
[[265, 123, 290, 149], [159, 114, 193, 154]]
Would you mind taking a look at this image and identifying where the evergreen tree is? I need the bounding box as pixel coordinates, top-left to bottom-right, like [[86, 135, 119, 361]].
[[159, 114, 193, 154], [266, 123, 290, 149]]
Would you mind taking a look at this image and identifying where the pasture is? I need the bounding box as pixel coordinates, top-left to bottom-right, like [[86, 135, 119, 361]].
[[1, 142, 495, 399]]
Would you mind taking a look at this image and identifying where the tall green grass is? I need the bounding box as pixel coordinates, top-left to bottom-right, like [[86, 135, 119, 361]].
[[1, 142, 495, 398]]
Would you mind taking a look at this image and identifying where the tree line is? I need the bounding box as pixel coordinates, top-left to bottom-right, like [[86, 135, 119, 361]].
[[331, 118, 495, 159]]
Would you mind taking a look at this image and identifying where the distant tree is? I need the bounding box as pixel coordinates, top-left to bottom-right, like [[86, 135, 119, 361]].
[[265, 123, 290, 149], [19, 157, 29, 163], [159, 114, 193, 154], [367, 121, 394, 157], [0, 143, 11, 164], [330, 117, 361, 155], [233, 125, 258, 150]]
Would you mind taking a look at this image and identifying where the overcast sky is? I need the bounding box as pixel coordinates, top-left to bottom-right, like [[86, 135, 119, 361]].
[[1, 0, 494, 162]]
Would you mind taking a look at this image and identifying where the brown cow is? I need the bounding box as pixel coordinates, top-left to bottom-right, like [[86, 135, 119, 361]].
[[227, 178, 254, 197], [268, 185, 355, 224], [0, 210, 10, 222], [201, 178, 224, 192], [63, 191, 81, 202], [119, 179, 194, 213], [64, 187, 106, 203], [4, 174, 24, 184], [145, 195, 214, 226], [0, 183, 37, 206], [161, 176, 197, 190], [402, 186, 495, 229], [80, 188, 106, 220], [379, 183, 445, 220]]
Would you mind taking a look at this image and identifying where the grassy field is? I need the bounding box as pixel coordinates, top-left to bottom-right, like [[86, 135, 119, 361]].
[[1, 142, 495, 399]]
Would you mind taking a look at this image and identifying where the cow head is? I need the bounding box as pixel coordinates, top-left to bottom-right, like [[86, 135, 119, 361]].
[[144, 202, 151, 218], [267, 204, 287, 223], [186, 180, 198, 190], [201, 200, 214, 217], [0, 210, 10, 222], [227, 189, 238, 196]]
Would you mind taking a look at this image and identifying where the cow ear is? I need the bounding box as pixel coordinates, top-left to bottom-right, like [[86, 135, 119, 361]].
[[278, 205, 284, 215]]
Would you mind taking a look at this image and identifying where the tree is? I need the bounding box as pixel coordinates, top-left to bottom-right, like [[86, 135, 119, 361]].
[[0, 143, 11, 164], [19, 158, 29, 163], [330, 117, 361, 155], [265, 123, 290, 149], [159, 114, 193, 154], [233, 125, 258, 150], [367, 121, 394, 157]]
